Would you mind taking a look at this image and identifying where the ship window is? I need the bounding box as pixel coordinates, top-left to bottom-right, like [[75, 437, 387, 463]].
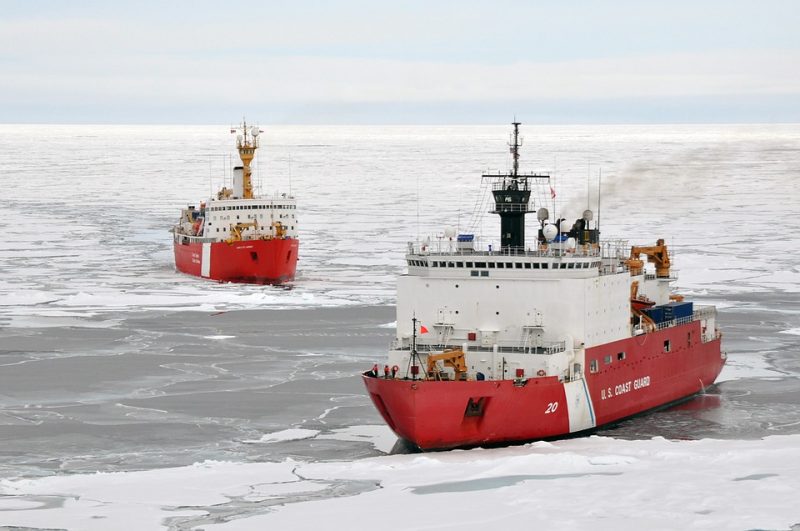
[[480, 271, 489, 277], [532, 263, 540, 269], [524, 263, 531, 269], [590, 360, 599, 373], [448, 262, 455, 268], [466, 262, 473, 268], [488, 263, 495, 268], [471, 270, 479, 277], [515, 263, 523, 269], [497, 263, 504, 269], [568, 263, 574, 269], [506, 262, 513, 268], [431, 262, 437, 267], [664, 340, 671, 352], [475, 262, 486, 268], [542, 263, 548, 269], [439, 261, 446, 267], [687, 331, 692, 345], [455, 284, 459, 288], [456, 262, 463, 268], [604, 354, 612, 365], [560, 263, 567, 269], [617, 351, 626, 360]]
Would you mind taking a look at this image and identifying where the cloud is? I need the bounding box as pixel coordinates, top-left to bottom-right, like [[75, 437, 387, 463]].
[[4, 50, 799, 107]]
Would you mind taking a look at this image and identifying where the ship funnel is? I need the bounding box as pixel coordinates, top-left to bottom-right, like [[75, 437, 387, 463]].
[[232, 166, 244, 198]]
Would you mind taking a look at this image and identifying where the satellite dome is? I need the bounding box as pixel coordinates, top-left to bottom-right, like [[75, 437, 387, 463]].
[[251, 126, 260, 137], [444, 227, 457, 239], [537, 208, 549, 222], [566, 237, 577, 250], [542, 224, 558, 242]]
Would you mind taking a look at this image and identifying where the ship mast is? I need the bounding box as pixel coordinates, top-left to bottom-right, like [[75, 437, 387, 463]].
[[482, 122, 549, 252], [235, 119, 260, 200], [510, 121, 521, 177]]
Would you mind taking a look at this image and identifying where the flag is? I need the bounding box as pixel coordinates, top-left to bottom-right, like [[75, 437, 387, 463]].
[[550, 186, 556, 199], [420, 325, 429, 334]]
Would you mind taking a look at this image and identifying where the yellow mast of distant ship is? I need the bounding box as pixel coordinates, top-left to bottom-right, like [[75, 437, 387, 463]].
[[235, 119, 260, 200]]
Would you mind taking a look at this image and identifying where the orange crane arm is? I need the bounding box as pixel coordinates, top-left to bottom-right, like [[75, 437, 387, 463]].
[[626, 238, 671, 278], [426, 349, 469, 381]]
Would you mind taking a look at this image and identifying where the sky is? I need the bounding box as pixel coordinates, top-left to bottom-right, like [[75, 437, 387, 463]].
[[1, 0, 799, 124]]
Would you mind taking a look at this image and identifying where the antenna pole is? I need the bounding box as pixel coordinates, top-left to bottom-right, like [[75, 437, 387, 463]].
[[598, 168, 602, 236], [510, 121, 521, 178]]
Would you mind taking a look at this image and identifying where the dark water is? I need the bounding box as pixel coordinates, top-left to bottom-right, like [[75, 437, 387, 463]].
[[0, 306, 395, 478], [1, 290, 798, 480]]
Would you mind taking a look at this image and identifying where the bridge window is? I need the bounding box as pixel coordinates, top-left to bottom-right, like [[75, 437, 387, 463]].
[[497, 263, 504, 269], [524, 263, 531, 269], [471, 271, 479, 277], [664, 340, 671, 353], [617, 351, 626, 361], [474, 262, 485, 268], [604, 354, 612, 365], [466, 262, 473, 268], [516, 263, 523, 269], [590, 360, 599, 373]]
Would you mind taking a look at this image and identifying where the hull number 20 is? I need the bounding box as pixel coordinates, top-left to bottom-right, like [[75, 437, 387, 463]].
[[545, 402, 559, 414]]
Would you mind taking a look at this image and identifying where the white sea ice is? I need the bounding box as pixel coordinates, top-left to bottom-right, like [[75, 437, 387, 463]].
[[1, 435, 799, 531], [242, 428, 321, 444]]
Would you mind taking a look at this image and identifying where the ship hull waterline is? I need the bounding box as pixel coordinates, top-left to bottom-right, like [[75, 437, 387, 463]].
[[364, 322, 724, 451], [173, 238, 299, 284]]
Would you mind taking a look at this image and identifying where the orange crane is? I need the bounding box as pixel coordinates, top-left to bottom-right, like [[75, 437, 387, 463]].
[[426, 349, 469, 381], [625, 238, 671, 277]]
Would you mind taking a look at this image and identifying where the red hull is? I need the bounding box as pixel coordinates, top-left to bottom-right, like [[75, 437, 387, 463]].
[[364, 321, 724, 450], [173, 238, 298, 284]]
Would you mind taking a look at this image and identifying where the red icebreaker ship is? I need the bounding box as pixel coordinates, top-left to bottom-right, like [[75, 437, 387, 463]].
[[172, 121, 298, 284], [363, 122, 725, 450]]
